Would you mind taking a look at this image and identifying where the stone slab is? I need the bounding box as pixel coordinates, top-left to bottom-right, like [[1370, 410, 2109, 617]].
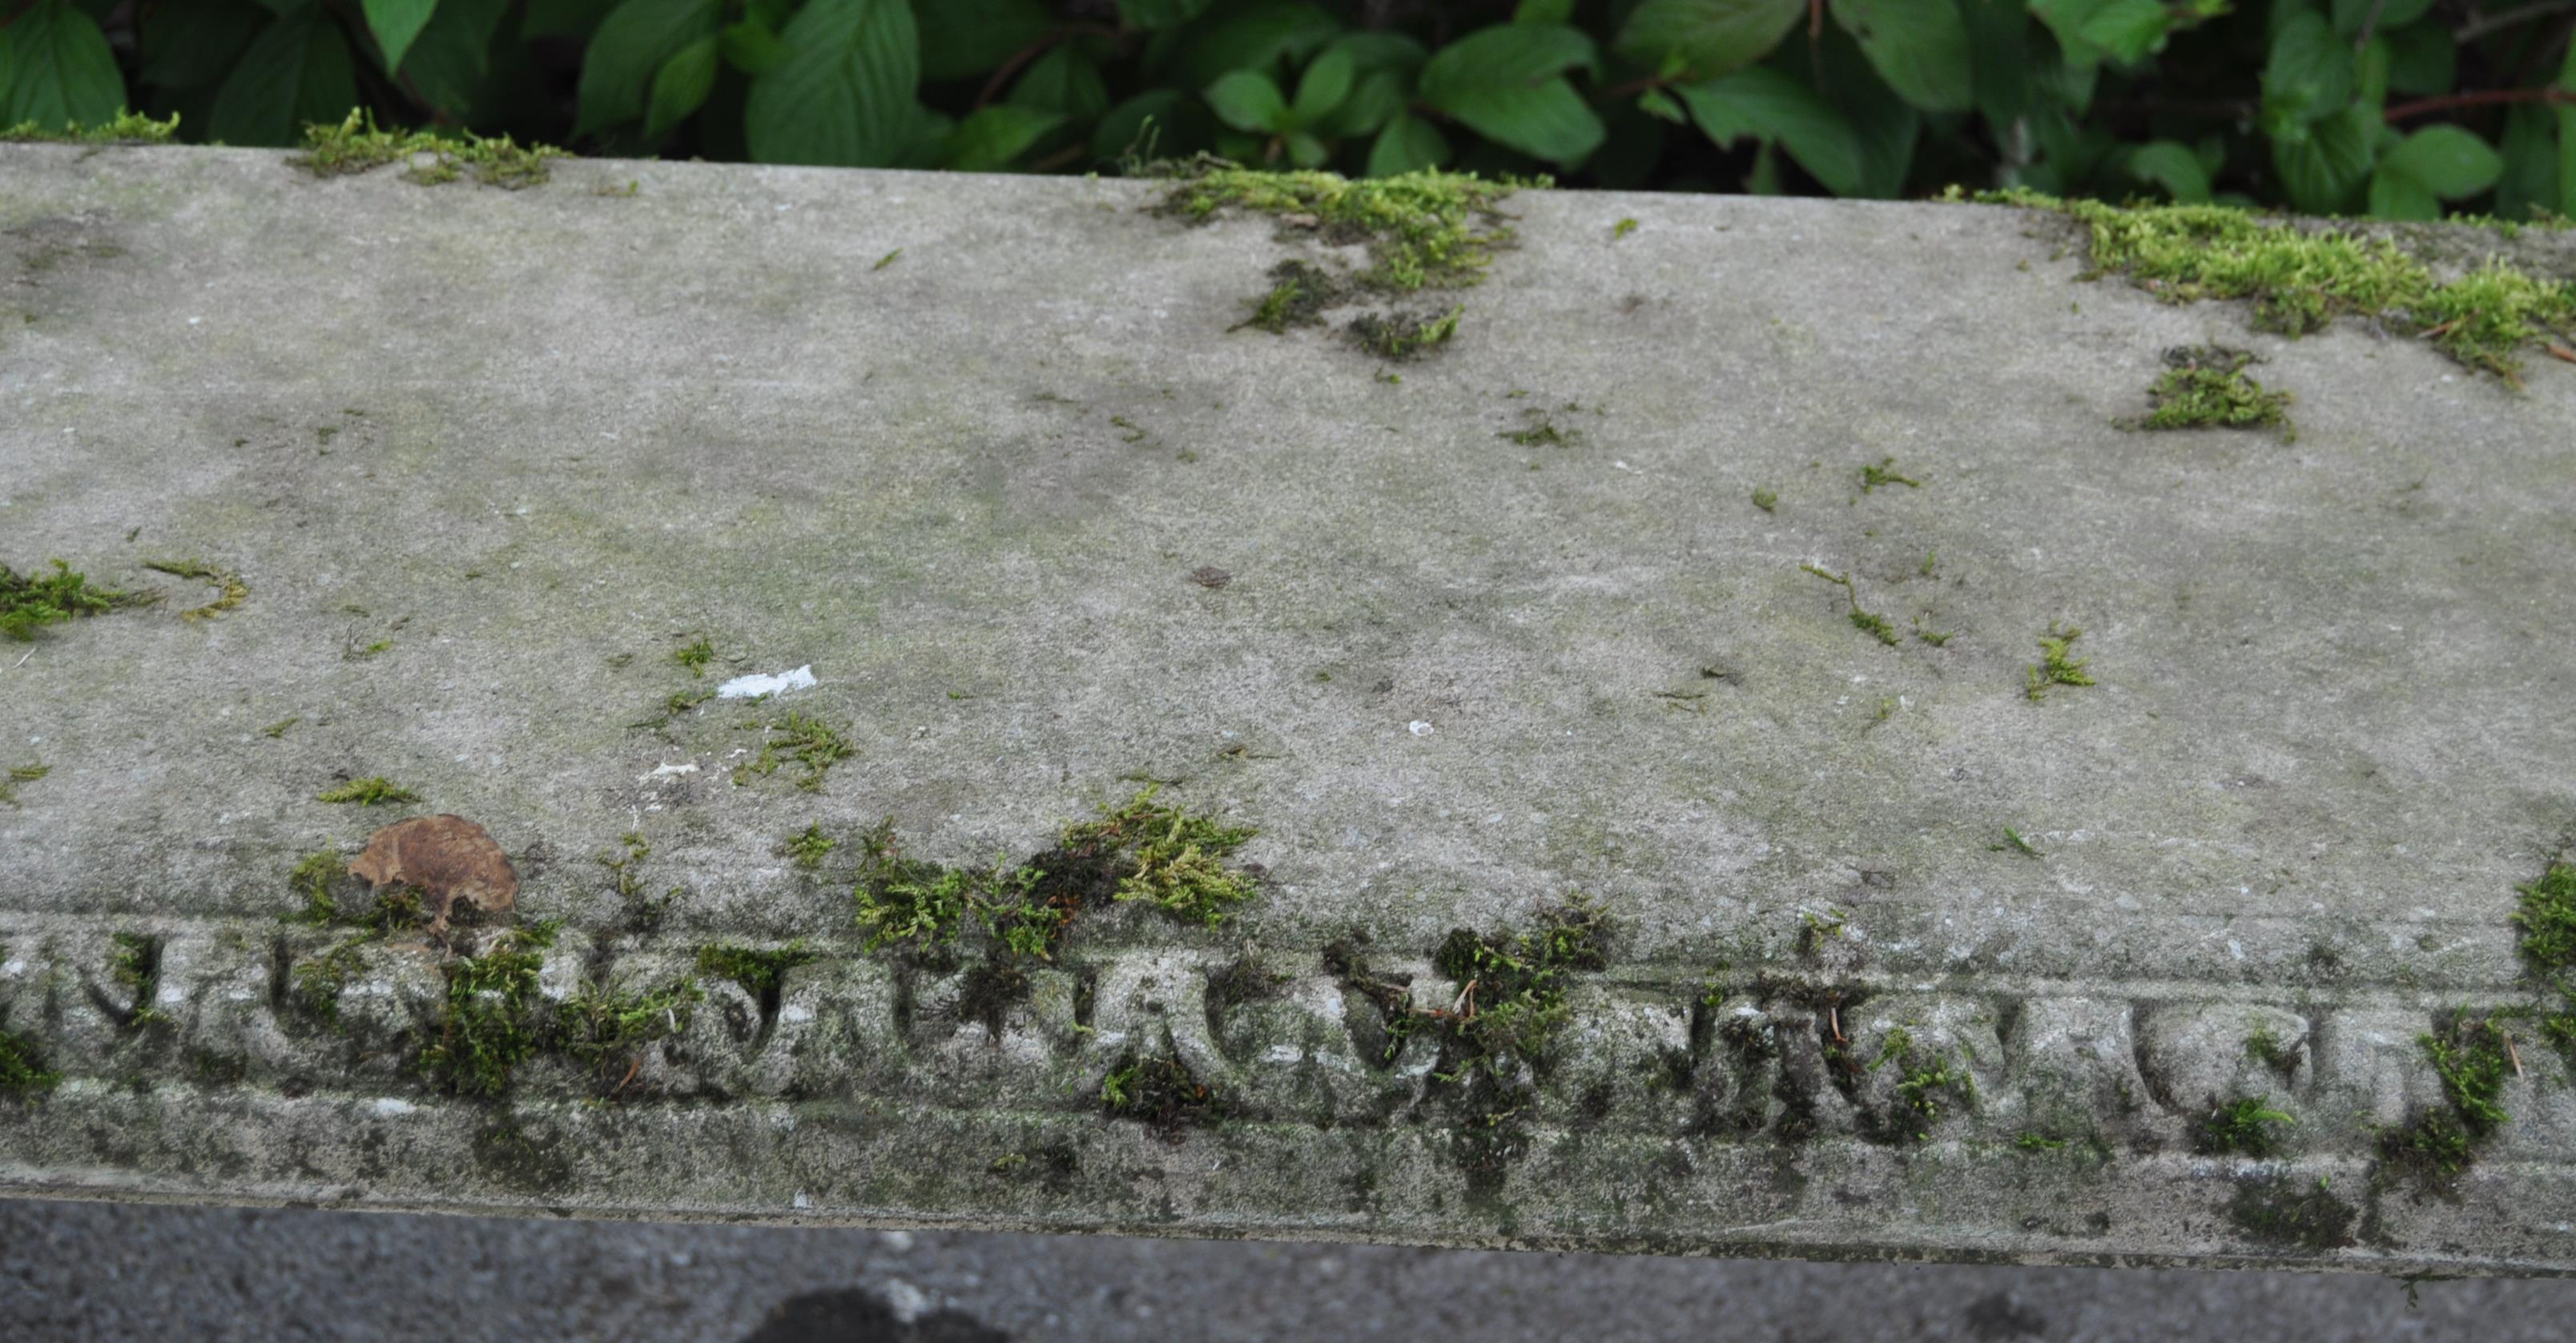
[[2, 144, 2574, 1275]]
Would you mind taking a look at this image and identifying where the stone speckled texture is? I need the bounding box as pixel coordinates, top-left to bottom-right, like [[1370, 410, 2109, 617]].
[[2, 144, 2573, 1275]]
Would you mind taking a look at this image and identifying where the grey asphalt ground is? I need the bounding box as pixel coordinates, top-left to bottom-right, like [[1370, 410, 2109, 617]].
[[2, 1199, 2570, 1342]]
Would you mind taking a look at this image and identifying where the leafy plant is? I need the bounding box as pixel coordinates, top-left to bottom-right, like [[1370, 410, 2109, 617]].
[[5, 2, 2568, 224]]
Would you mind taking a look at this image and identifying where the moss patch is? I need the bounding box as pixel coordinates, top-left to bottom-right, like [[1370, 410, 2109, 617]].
[[2228, 1174, 2357, 1250], [2, 111, 179, 144], [1963, 188, 2576, 383], [732, 713, 855, 792], [316, 777, 420, 806], [1866, 1024, 1978, 1144], [1100, 1051, 1223, 1139], [0, 760, 46, 809], [1233, 259, 1344, 332], [1160, 164, 1527, 291], [2025, 622, 2095, 701], [2, 559, 147, 640], [1346, 305, 1461, 360], [2196, 1094, 2294, 1156], [559, 974, 703, 1094], [2131, 345, 2294, 436], [2511, 860, 2576, 974], [290, 110, 566, 189], [695, 940, 816, 997], [139, 559, 246, 621], [2379, 1010, 2517, 1189], [415, 927, 552, 1096], [1800, 564, 1900, 648], [0, 1020, 59, 1100]]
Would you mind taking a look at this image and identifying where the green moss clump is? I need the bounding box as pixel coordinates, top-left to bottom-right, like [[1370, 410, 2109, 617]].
[[1751, 487, 1778, 513], [2196, 1094, 2294, 1156], [2511, 860, 2576, 974], [732, 713, 855, 792], [694, 941, 816, 996], [292, 939, 370, 1029], [108, 932, 170, 1030], [786, 822, 836, 870], [316, 777, 420, 806], [2025, 621, 2095, 701], [285, 850, 344, 924], [0, 1023, 58, 1100], [1059, 786, 1260, 926], [672, 637, 714, 676], [2135, 346, 2294, 434], [1800, 564, 1901, 649], [1858, 457, 1921, 493], [2, 560, 145, 640], [1234, 259, 1342, 332], [1962, 188, 2576, 383], [560, 975, 704, 1092], [140, 559, 246, 621], [1, 111, 180, 144], [290, 110, 567, 190], [1100, 1052, 1223, 1136], [1161, 165, 1529, 291], [1346, 306, 1461, 360], [415, 931, 549, 1096], [1868, 1025, 1978, 1142], [2381, 1011, 2517, 1186], [0, 760, 46, 809]]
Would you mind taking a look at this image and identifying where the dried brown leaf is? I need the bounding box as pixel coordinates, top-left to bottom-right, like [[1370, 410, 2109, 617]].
[[349, 814, 518, 931]]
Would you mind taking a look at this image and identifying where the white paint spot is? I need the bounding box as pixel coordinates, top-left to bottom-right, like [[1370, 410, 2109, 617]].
[[880, 1230, 915, 1252], [792, 1192, 811, 1208], [187, 316, 201, 325], [779, 1003, 815, 1025], [883, 1281, 929, 1321], [642, 762, 699, 780], [372, 1097, 417, 1116], [718, 665, 817, 698], [1263, 1044, 1304, 1064], [1407, 721, 1434, 737]]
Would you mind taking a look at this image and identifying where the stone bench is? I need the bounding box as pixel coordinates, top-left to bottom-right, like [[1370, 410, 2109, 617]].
[[3, 143, 2572, 1276]]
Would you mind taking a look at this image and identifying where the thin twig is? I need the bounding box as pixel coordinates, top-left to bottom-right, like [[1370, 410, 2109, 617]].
[[2457, 0, 2576, 42], [2384, 86, 2574, 121]]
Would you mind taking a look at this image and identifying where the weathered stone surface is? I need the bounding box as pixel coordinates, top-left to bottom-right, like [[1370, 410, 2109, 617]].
[[2, 144, 2573, 1276]]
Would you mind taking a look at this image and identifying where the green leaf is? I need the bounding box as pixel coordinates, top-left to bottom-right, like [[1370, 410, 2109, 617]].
[[577, 0, 722, 135], [2367, 163, 2438, 219], [1674, 66, 1864, 196], [744, 0, 920, 166], [1419, 24, 1605, 166], [720, 16, 791, 76], [1366, 109, 1448, 175], [1285, 130, 1327, 167], [2029, 0, 2169, 67], [206, 10, 356, 147], [2493, 103, 2558, 224], [521, 0, 620, 41], [1637, 87, 1686, 123], [645, 34, 717, 136], [0, 0, 126, 129], [1292, 47, 1354, 126], [1828, 0, 1971, 114], [2558, 104, 2576, 219], [2381, 124, 2502, 199], [1205, 70, 1287, 133], [142, 0, 272, 91], [1613, 0, 1801, 79], [2332, 0, 2431, 37], [2269, 103, 2374, 214], [400, 0, 509, 115], [2383, 20, 2452, 97], [1010, 46, 1108, 121], [2263, 10, 2353, 123], [1813, 23, 1914, 198], [1318, 68, 1406, 138], [916, 0, 1052, 82], [1514, 0, 1575, 22], [1120, 0, 1214, 30], [942, 103, 1063, 171], [1961, 0, 2031, 131], [1321, 31, 1426, 74], [1161, 3, 1340, 93], [2124, 139, 2212, 202], [360, 0, 438, 72]]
